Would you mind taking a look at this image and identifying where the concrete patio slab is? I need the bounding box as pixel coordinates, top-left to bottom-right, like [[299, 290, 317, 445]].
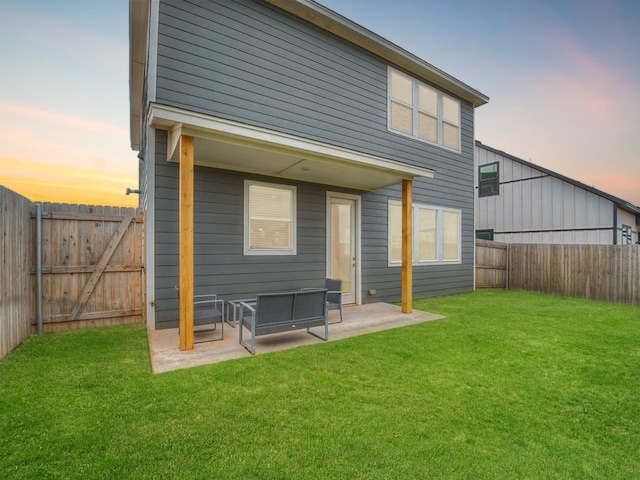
[[147, 302, 445, 373]]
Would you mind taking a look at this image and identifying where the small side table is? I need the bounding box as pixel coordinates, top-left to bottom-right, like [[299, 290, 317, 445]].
[[226, 298, 256, 328]]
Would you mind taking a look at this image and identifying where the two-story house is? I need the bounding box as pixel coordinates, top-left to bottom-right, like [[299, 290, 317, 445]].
[[129, 0, 489, 349], [475, 141, 640, 244]]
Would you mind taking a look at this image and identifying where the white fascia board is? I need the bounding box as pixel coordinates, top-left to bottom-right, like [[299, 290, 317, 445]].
[[148, 103, 435, 180], [129, 0, 150, 150], [147, 0, 159, 103]]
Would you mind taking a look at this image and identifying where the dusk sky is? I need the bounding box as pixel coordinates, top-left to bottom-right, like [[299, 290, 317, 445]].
[[1, 0, 639, 207]]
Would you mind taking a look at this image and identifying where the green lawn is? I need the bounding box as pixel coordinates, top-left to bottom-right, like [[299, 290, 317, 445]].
[[1, 291, 638, 479]]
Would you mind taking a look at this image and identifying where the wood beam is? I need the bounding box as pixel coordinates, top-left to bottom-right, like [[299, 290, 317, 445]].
[[179, 135, 195, 351], [401, 179, 413, 313]]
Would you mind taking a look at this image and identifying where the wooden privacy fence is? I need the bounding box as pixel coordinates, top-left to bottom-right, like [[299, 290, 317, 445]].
[[1, 187, 33, 359], [509, 243, 639, 306], [475, 240, 508, 290], [475, 240, 640, 306], [35, 203, 144, 332]]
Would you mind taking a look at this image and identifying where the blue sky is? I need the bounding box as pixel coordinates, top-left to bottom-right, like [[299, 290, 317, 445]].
[[1, 0, 639, 206]]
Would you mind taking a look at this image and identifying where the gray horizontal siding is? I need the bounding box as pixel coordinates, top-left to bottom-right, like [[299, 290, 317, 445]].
[[151, 0, 478, 327], [156, 0, 476, 168], [154, 130, 333, 329], [153, 130, 475, 329], [359, 181, 474, 304], [155, 0, 476, 245]]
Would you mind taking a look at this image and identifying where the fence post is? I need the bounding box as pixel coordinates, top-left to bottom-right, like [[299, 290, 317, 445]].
[[505, 243, 509, 290], [36, 202, 43, 335]]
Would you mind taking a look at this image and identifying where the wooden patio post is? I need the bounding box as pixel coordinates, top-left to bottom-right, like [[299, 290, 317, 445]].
[[179, 135, 195, 351], [402, 179, 413, 313]]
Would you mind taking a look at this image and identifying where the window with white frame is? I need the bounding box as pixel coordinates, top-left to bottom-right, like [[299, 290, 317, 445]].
[[388, 202, 403, 264], [388, 200, 461, 265], [388, 67, 461, 151], [244, 180, 296, 255]]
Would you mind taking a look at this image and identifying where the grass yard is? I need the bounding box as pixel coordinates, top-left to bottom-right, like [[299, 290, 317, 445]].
[[1, 291, 638, 479]]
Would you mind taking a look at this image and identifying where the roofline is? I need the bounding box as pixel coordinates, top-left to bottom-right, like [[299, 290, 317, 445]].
[[129, 0, 150, 150], [475, 140, 640, 216], [266, 0, 489, 107], [129, 0, 489, 149]]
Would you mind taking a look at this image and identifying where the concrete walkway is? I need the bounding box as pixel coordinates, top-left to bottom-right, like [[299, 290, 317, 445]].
[[148, 302, 445, 373]]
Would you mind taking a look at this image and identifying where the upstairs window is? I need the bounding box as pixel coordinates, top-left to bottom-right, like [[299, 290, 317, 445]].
[[388, 67, 461, 151], [244, 181, 296, 255], [478, 162, 499, 197]]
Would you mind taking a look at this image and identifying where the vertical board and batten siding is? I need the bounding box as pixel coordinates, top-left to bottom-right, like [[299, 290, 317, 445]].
[[0, 187, 33, 359], [617, 208, 639, 244], [149, 0, 477, 328], [476, 144, 617, 244], [508, 244, 640, 306]]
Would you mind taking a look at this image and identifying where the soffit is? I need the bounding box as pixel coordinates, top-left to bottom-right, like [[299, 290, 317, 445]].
[[149, 104, 434, 191], [129, 0, 150, 150]]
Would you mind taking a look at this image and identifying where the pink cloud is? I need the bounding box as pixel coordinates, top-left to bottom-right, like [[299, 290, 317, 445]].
[[528, 31, 638, 132], [0, 102, 127, 138], [542, 72, 620, 125], [578, 170, 640, 205]]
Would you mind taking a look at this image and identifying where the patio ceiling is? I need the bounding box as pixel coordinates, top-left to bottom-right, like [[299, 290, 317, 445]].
[[148, 104, 434, 191]]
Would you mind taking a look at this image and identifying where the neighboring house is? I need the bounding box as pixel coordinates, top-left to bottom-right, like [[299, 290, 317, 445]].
[[475, 141, 640, 244], [129, 0, 488, 345]]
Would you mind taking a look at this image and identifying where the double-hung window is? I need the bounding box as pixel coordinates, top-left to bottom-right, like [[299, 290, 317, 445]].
[[244, 180, 296, 255], [388, 67, 461, 151], [388, 201, 461, 265]]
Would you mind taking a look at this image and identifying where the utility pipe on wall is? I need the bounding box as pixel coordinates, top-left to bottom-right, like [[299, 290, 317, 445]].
[[36, 202, 43, 335]]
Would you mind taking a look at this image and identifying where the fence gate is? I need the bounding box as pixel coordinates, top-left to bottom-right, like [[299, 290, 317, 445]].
[[33, 203, 144, 332], [475, 240, 508, 290]]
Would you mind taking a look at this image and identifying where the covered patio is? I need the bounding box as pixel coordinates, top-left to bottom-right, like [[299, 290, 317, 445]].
[[147, 104, 436, 352], [148, 302, 444, 374]]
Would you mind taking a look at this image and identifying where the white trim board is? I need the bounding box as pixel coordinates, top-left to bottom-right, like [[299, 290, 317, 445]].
[[326, 192, 362, 305]]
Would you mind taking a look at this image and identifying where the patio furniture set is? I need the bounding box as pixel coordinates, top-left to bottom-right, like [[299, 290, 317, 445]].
[[176, 279, 343, 354]]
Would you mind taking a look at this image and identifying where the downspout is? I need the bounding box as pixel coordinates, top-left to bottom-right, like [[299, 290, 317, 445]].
[[36, 202, 43, 335]]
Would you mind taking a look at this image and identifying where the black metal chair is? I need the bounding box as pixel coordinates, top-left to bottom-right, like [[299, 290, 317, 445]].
[[174, 286, 224, 343], [325, 278, 343, 323]]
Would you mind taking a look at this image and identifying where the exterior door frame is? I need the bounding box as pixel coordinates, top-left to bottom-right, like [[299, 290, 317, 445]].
[[326, 191, 362, 305]]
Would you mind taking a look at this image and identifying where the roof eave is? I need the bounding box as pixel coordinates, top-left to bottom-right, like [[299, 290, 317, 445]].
[[476, 141, 640, 216], [265, 0, 489, 107], [129, 0, 150, 151]]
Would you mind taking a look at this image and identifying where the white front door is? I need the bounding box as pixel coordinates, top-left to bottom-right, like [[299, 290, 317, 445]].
[[327, 193, 360, 305]]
